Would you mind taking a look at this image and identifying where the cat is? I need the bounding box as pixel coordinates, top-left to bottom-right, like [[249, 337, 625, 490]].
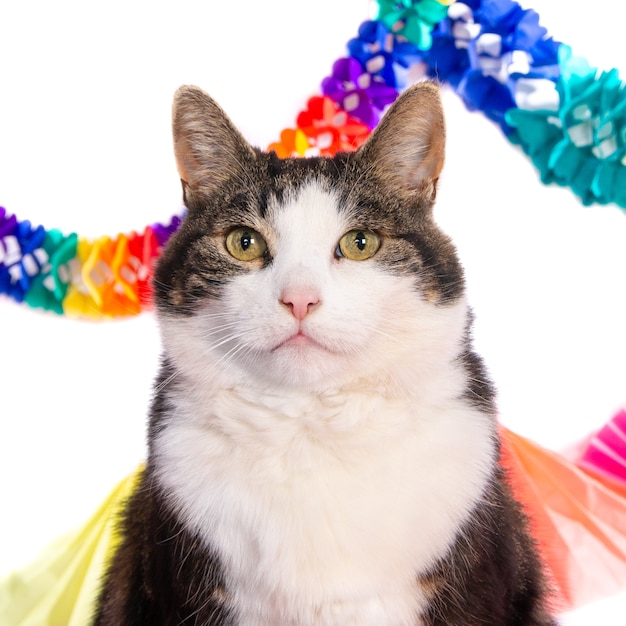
[[93, 82, 557, 625]]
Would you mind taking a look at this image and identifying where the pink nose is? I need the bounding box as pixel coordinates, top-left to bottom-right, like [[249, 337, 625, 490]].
[[280, 289, 320, 321]]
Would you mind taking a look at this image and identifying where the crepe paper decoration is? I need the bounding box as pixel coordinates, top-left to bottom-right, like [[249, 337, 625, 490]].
[[375, 0, 451, 51], [0, 211, 181, 319], [24, 231, 78, 316], [121, 227, 161, 305], [81, 236, 137, 317], [506, 46, 626, 206], [416, 0, 561, 133], [346, 20, 422, 90], [501, 426, 626, 612], [80, 228, 167, 318], [269, 97, 371, 158], [579, 408, 626, 486], [0, 468, 142, 626], [61, 238, 97, 319], [297, 96, 371, 155], [150, 214, 183, 248], [0, 219, 48, 303], [0, 208, 19, 293], [321, 57, 399, 128], [268, 128, 312, 158]]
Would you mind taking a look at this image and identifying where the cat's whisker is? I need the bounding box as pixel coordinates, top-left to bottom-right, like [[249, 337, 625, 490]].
[[156, 525, 186, 545], [204, 335, 255, 370], [210, 331, 249, 352], [153, 367, 182, 394], [200, 323, 242, 340], [366, 325, 408, 345], [183, 579, 228, 626], [175, 538, 197, 582]]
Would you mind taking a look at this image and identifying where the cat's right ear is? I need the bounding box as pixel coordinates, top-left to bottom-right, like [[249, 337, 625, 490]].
[[172, 86, 256, 201]]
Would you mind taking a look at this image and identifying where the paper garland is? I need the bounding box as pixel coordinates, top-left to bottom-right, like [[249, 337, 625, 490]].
[[1, 0, 625, 319], [580, 408, 626, 485], [501, 426, 626, 611]]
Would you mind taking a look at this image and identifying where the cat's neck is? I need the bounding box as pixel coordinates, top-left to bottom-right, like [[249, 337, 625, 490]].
[[155, 346, 471, 465]]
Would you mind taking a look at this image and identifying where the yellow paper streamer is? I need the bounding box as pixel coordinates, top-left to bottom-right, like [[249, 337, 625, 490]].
[[0, 467, 142, 626]]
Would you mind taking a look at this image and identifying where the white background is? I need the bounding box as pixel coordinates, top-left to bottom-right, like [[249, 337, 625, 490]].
[[1, 1, 625, 623]]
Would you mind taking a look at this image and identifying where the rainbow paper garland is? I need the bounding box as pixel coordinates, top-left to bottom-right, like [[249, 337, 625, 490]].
[[1, 0, 625, 320], [0, 209, 182, 319]]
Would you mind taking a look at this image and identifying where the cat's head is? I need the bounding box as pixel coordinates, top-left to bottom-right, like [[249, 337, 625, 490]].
[[154, 83, 468, 393]]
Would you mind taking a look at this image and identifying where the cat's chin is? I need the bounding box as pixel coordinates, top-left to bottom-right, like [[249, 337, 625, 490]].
[[261, 339, 353, 390]]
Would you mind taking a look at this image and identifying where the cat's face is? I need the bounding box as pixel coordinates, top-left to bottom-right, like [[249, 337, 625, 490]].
[[154, 84, 467, 392]]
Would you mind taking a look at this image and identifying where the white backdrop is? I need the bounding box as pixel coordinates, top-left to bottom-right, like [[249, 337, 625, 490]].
[[1, 1, 625, 623]]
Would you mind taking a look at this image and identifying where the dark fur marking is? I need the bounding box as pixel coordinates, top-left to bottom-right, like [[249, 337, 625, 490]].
[[93, 469, 234, 626], [398, 230, 465, 303], [420, 471, 556, 626]]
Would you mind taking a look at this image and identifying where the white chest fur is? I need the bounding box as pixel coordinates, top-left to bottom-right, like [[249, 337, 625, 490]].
[[154, 379, 495, 626]]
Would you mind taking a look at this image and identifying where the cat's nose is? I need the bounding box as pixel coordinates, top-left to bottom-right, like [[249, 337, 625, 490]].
[[280, 289, 320, 321]]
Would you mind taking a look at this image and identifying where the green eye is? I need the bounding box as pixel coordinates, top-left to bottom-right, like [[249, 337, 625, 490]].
[[337, 229, 381, 261], [225, 227, 267, 261]]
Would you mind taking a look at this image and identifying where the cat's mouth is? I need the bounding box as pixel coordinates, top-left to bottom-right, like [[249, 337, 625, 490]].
[[272, 330, 329, 353]]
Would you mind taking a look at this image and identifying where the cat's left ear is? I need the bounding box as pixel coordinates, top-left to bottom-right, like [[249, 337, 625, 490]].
[[355, 81, 445, 203]]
